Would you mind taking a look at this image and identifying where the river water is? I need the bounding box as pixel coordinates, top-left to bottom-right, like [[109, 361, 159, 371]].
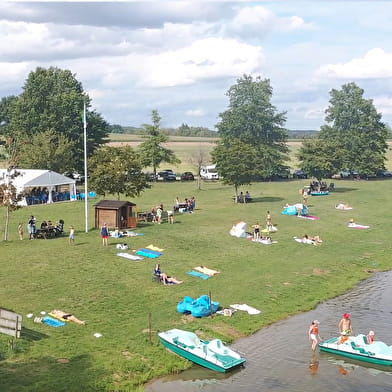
[[146, 271, 392, 392]]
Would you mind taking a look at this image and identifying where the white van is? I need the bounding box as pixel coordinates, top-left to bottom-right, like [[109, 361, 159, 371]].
[[200, 165, 219, 180]]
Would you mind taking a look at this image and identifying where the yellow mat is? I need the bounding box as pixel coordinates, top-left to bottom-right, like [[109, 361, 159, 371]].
[[146, 244, 165, 252], [194, 266, 220, 276]]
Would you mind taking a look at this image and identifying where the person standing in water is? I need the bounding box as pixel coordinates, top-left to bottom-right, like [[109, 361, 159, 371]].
[[308, 320, 321, 350], [339, 313, 353, 335]]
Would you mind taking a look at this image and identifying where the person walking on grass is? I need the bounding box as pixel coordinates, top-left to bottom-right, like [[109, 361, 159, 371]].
[[69, 225, 75, 245], [101, 223, 109, 246]]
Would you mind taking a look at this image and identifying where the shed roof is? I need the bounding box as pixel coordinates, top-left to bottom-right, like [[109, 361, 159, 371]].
[[94, 200, 136, 209]]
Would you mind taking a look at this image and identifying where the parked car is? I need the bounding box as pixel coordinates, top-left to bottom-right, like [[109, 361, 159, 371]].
[[180, 172, 195, 181], [200, 165, 219, 180], [145, 172, 157, 181], [293, 170, 308, 179], [340, 169, 359, 179], [376, 169, 392, 178], [157, 170, 176, 181]]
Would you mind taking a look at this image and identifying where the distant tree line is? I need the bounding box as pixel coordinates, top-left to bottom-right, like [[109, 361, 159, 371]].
[[109, 123, 217, 137]]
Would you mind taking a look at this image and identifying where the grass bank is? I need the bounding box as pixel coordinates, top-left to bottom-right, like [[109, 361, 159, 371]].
[[0, 178, 392, 391]]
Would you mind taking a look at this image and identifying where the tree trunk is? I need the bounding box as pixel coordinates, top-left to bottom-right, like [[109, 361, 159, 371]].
[[234, 185, 238, 203], [197, 164, 202, 190], [4, 205, 10, 241]]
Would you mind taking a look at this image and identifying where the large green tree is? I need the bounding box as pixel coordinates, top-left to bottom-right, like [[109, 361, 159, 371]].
[[297, 138, 343, 181], [214, 75, 288, 183], [88, 146, 149, 200], [7, 67, 109, 172], [211, 139, 257, 198], [138, 110, 180, 179], [318, 82, 388, 175]]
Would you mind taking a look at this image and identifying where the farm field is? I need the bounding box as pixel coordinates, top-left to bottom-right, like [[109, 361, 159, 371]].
[[108, 134, 392, 173], [1, 177, 392, 391]]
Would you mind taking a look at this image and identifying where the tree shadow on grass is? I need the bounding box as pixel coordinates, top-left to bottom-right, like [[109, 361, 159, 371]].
[[0, 354, 107, 392], [250, 196, 285, 203], [332, 187, 358, 193]]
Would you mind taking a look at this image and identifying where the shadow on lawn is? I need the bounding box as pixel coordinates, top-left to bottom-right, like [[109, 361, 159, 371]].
[[332, 187, 358, 193], [21, 327, 48, 341], [0, 354, 106, 392], [251, 196, 285, 203]]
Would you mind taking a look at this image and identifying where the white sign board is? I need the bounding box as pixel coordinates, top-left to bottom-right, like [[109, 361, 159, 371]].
[[0, 309, 22, 338]]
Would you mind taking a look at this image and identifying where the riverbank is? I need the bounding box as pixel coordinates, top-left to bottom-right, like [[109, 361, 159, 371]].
[[0, 179, 391, 391]]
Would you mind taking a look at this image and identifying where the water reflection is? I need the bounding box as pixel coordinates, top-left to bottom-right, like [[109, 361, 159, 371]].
[[147, 271, 392, 392]]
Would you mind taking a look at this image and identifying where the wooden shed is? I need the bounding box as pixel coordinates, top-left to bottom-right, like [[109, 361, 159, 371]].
[[95, 200, 137, 229]]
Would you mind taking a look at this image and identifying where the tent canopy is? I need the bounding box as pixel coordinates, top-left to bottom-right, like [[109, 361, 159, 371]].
[[0, 169, 76, 204], [0, 169, 76, 189]]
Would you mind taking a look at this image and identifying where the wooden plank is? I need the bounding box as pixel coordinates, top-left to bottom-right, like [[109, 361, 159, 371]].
[[0, 309, 20, 321], [0, 319, 19, 329], [0, 326, 17, 338]]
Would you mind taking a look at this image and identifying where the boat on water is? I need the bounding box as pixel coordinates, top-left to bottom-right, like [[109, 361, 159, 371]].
[[158, 328, 246, 372], [319, 334, 392, 366]]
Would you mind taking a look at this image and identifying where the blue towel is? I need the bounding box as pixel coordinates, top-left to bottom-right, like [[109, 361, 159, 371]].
[[139, 248, 163, 256], [187, 270, 210, 280], [42, 316, 66, 327], [136, 250, 160, 259]]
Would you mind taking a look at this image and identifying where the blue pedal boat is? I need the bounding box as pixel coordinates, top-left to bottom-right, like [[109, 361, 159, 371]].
[[319, 334, 392, 366], [158, 328, 246, 372]]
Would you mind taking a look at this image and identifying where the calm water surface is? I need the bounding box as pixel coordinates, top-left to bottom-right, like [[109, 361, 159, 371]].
[[146, 271, 392, 392]]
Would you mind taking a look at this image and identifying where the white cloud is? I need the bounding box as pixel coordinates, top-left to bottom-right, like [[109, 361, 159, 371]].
[[138, 37, 264, 88], [317, 48, 392, 79], [304, 108, 325, 120], [185, 108, 206, 117], [373, 95, 392, 116]]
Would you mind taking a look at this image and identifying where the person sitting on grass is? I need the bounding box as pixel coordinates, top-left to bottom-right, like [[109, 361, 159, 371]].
[[302, 234, 323, 245], [154, 264, 183, 285], [51, 309, 86, 325]]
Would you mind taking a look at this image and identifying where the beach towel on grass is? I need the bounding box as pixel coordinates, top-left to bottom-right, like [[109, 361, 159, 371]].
[[251, 238, 278, 245], [42, 316, 66, 327], [146, 244, 164, 252], [117, 252, 144, 261], [230, 304, 261, 315], [297, 215, 320, 220], [139, 248, 163, 256], [293, 237, 315, 245], [126, 231, 144, 237], [194, 266, 220, 276], [348, 224, 369, 229], [187, 270, 210, 280], [136, 250, 160, 259]]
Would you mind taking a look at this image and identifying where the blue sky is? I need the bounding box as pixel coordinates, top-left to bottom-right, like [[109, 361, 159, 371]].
[[1, 1, 392, 130]]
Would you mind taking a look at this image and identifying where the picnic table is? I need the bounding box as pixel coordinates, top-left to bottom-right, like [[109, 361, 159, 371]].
[[35, 227, 62, 239]]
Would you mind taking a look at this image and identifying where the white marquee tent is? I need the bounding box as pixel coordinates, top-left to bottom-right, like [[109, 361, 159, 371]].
[[0, 169, 76, 204]]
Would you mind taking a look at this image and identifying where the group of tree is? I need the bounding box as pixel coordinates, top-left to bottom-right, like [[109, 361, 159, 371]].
[[211, 75, 289, 198], [210, 76, 389, 195], [297, 82, 389, 181], [111, 123, 217, 138]]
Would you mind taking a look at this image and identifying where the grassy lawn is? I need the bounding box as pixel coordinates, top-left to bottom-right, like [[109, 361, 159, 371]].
[[1, 178, 392, 391]]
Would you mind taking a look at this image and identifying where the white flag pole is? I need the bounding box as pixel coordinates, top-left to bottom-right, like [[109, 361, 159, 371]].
[[83, 101, 89, 233]]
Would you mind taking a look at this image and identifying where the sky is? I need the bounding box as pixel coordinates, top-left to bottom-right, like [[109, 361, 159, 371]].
[[1, 1, 392, 131]]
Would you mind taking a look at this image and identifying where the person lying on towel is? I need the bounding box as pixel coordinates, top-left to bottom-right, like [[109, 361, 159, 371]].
[[154, 264, 183, 285], [51, 309, 86, 325]]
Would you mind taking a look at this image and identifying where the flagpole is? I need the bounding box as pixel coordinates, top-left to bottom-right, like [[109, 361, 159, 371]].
[[83, 101, 89, 233]]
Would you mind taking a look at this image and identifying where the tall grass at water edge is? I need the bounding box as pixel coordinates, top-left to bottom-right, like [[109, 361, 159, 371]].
[[0, 179, 392, 391]]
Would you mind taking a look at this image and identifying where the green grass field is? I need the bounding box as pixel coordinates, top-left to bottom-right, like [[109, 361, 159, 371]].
[[1, 177, 392, 391]]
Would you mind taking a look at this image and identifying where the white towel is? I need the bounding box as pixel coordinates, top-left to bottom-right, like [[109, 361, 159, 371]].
[[230, 304, 261, 315]]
